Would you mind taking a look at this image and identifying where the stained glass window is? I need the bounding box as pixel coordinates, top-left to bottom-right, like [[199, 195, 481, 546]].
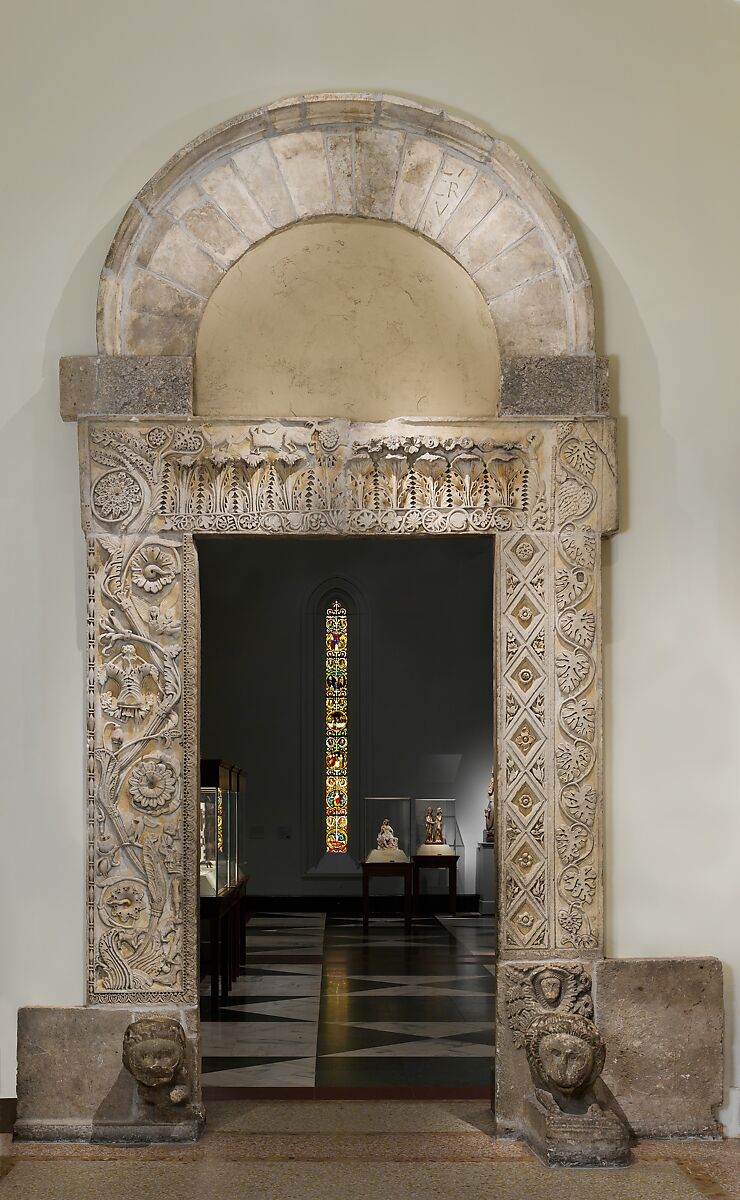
[[325, 599, 348, 853]]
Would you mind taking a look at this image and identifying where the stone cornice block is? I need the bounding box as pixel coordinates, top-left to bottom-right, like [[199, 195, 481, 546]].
[[60, 356, 194, 421], [501, 356, 609, 416]]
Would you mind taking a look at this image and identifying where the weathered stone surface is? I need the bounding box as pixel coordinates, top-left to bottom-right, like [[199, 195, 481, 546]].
[[97, 356, 194, 416], [355, 127, 405, 220], [199, 161, 274, 242], [180, 201, 250, 266], [494, 967, 535, 1136], [476, 231, 553, 302], [15, 1006, 203, 1142], [489, 274, 568, 356], [594, 957, 724, 1138], [392, 137, 443, 229], [97, 93, 595, 358], [60, 356, 193, 420], [326, 134, 354, 214], [500, 355, 609, 416], [416, 157, 478, 241], [524, 1099, 631, 1167], [231, 141, 295, 228], [147, 224, 224, 297], [126, 271, 205, 355], [271, 131, 332, 218], [59, 356, 96, 421], [455, 196, 534, 275]]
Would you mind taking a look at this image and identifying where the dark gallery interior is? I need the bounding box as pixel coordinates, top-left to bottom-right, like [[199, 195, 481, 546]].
[[196, 536, 497, 1093]]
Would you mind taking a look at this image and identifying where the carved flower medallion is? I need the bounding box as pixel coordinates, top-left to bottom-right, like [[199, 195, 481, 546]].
[[92, 470, 143, 522], [131, 545, 179, 593], [128, 756, 179, 813]]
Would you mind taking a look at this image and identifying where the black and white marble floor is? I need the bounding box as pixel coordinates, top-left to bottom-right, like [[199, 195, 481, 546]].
[[200, 912, 495, 1092]]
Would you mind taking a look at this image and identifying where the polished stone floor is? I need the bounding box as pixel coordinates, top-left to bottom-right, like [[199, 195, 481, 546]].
[[2, 1102, 738, 1199], [200, 912, 495, 1092]]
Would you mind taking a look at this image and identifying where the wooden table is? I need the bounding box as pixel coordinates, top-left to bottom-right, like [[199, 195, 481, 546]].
[[362, 861, 413, 932], [412, 854, 460, 915], [200, 876, 248, 1016]]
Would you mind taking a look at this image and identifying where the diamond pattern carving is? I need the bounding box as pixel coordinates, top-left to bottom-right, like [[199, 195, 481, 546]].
[[507, 653, 543, 696], [509, 780, 544, 823], [512, 840, 542, 880], [508, 898, 545, 946], [512, 718, 541, 760], [512, 591, 543, 633], [498, 530, 554, 951]]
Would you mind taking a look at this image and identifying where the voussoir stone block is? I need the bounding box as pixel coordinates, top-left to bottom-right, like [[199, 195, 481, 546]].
[[500, 355, 609, 416], [59, 355, 194, 420], [593, 957, 724, 1139]]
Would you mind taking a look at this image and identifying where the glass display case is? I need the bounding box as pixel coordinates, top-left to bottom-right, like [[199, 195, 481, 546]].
[[414, 798, 464, 858], [363, 796, 411, 863], [199, 760, 233, 896], [228, 765, 240, 884], [235, 766, 247, 878]]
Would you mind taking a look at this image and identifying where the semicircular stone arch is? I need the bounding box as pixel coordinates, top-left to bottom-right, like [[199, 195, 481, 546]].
[[99, 93, 594, 363]]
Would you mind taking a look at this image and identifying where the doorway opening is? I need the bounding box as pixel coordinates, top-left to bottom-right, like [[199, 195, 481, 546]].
[[196, 535, 496, 1095]]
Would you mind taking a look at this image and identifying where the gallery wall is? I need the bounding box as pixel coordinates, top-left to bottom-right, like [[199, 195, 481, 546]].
[[0, 0, 738, 1125], [198, 537, 493, 896]]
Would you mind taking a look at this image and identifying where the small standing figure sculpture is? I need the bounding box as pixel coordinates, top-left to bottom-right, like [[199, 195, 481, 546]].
[[484, 772, 495, 844], [432, 806, 445, 845], [424, 805, 435, 844]]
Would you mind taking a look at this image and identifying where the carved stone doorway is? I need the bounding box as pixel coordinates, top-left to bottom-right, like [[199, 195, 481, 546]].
[[18, 93, 645, 1145]]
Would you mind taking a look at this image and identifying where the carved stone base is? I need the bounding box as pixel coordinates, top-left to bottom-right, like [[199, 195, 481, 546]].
[[15, 1006, 203, 1144], [523, 1098, 631, 1168]]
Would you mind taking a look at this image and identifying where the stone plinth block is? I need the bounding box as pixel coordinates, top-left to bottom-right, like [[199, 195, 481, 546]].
[[593, 958, 724, 1139], [15, 1006, 203, 1143], [476, 842, 496, 916], [60, 356, 194, 420], [500, 356, 609, 416]]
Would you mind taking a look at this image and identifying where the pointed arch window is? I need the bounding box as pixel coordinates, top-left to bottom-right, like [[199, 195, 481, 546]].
[[325, 599, 348, 853]]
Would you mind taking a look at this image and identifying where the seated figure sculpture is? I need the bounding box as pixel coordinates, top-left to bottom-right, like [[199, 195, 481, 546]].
[[523, 1011, 631, 1167], [377, 819, 399, 851], [366, 817, 408, 863]]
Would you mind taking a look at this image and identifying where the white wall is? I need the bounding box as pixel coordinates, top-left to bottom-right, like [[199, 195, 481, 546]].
[[1, 0, 738, 1119]]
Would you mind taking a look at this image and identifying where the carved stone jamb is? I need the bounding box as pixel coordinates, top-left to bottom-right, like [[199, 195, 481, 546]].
[[496, 418, 615, 960], [87, 528, 198, 1009]]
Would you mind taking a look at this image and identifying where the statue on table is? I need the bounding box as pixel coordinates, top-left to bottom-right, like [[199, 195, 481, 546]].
[[366, 815, 408, 863], [484, 773, 495, 843], [417, 803, 455, 855], [377, 818, 399, 851], [432, 806, 444, 844]]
